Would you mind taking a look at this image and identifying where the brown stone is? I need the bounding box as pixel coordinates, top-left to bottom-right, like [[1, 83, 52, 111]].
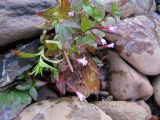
[[107, 13, 160, 75], [105, 50, 153, 101]]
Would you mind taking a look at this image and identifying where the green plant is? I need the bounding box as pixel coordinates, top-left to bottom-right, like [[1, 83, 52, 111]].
[[0, 1, 120, 118], [13, 0, 119, 99]]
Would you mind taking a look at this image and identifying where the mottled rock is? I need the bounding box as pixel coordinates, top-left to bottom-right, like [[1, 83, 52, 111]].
[[152, 75, 160, 107], [108, 13, 160, 75], [0, 0, 56, 47], [15, 97, 112, 120], [105, 0, 156, 18], [105, 50, 153, 101], [0, 40, 39, 88], [95, 101, 152, 120]]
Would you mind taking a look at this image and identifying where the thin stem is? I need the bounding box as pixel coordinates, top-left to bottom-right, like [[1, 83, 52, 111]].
[[63, 48, 74, 73]]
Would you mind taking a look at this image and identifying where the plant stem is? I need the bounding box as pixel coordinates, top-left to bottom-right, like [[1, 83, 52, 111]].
[[63, 48, 74, 72]]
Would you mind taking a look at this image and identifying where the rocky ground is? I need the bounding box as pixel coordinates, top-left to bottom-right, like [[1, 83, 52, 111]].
[[0, 0, 160, 120]]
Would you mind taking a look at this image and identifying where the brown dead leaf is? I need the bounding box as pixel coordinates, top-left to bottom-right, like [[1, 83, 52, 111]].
[[63, 57, 100, 97]]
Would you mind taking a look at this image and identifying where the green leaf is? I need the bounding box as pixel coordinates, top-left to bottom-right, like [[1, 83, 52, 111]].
[[13, 50, 39, 58], [94, 0, 105, 20], [70, 0, 82, 11], [82, 0, 90, 5], [39, 57, 57, 71], [69, 44, 78, 53], [32, 64, 43, 76], [37, 7, 60, 21], [81, 13, 90, 32], [45, 40, 59, 51], [46, 40, 62, 50], [16, 82, 32, 91], [51, 70, 59, 82], [34, 80, 47, 87], [81, 34, 97, 47], [32, 57, 57, 76], [61, 20, 80, 29], [0, 89, 31, 120], [29, 87, 38, 101], [55, 24, 73, 48], [82, 5, 102, 22], [40, 48, 63, 64], [111, 4, 120, 16]]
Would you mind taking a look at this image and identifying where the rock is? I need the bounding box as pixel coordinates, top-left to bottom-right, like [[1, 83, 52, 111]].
[[105, 50, 153, 101], [136, 100, 152, 119], [37, 86, 57, 101], [0, 40, 39, 88], [108, 13, 160, 75], [0, 0, 56, 47], [152, 75, 160, 107], [105, 0, 156, 18], [94, 101, 152, 120], [15, 97, 112, 120]]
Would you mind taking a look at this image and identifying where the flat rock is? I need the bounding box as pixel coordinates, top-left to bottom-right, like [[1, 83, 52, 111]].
[[105, 50, 153, 101], [94, 101, 152, 120], [0, 40, 39, 88], [108, 13, 160, 75], [0, 0, 56, 47], [105, 0, 156, 18], [15, 97, 112, 120]]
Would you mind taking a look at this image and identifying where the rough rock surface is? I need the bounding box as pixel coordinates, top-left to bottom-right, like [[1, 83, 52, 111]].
[[108, 13, 160, 75], [0, 0, 56, 47], [15, 97, 112, 120], [105, 0, 156, 18], [152, 75, 160, 107], [105, 50, 153, 101], [95, 101, 152, 120], [0, 40, 39, 88]]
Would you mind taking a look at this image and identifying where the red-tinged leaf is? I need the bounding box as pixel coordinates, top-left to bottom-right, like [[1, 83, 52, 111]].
[[12, 50, 38, 58], [60, 0, 70, 14], [56, 73, 66, 95]]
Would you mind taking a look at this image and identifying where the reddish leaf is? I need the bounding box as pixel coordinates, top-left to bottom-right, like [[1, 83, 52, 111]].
[[56, 73, 66, 95]]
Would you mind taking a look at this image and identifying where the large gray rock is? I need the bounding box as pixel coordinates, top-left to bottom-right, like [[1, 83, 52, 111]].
[[0, 0, 56, 47], [15, 97, 112, 120], [108, 13, 160, 75], [105, 0, 156, 18], [0, 40, 39, 88], [95, 101, 152, 120], [105, 50, 153, 101]]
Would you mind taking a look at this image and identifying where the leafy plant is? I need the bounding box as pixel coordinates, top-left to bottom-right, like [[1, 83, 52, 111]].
[[0, 89, 32, 120], [0, 1, 120, 119], [13, 0, 119, 99]]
